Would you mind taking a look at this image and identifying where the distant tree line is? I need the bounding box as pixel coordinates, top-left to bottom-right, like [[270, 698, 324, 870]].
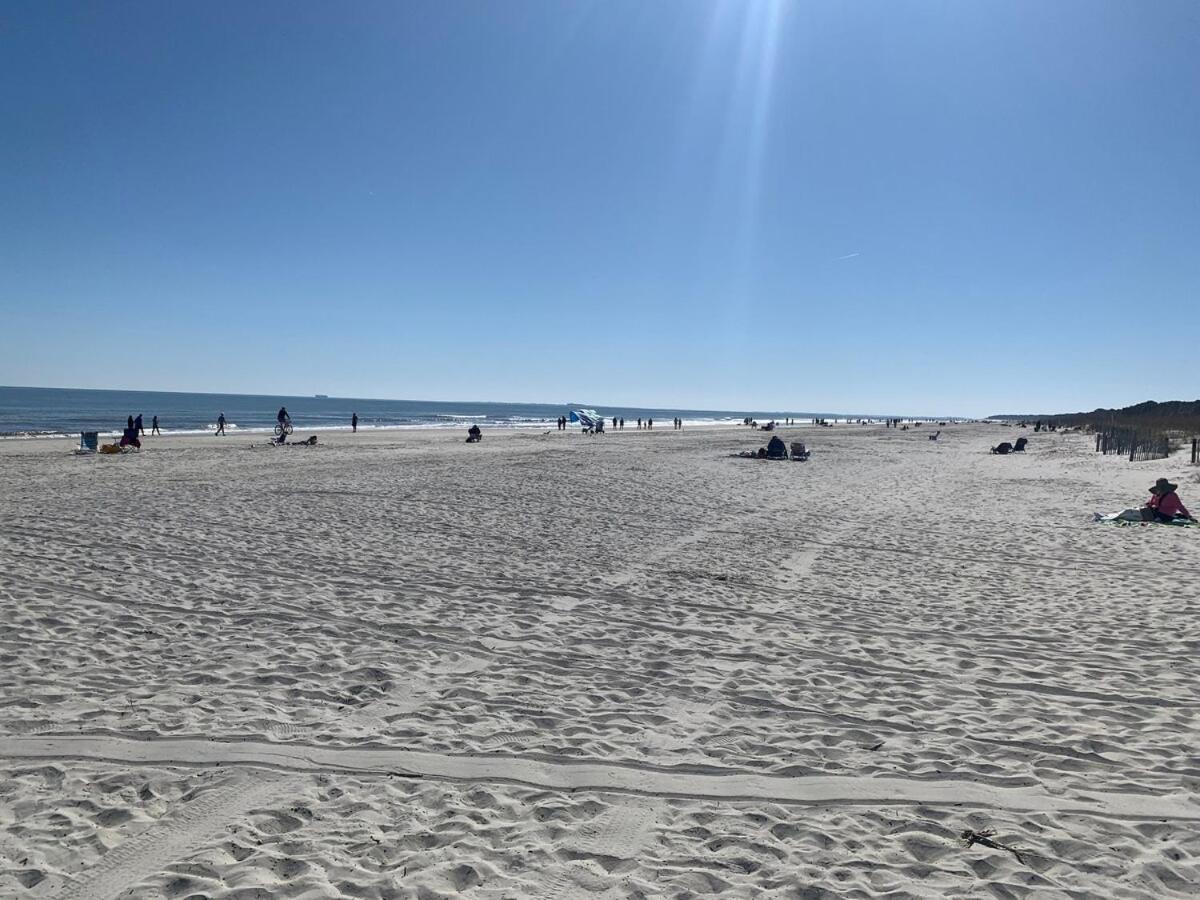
[[1047, 400, 1200, 437]]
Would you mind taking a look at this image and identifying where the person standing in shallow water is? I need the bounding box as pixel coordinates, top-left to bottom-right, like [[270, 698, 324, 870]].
[[351, 412, 358, 433], [216, 413, 226, 436]]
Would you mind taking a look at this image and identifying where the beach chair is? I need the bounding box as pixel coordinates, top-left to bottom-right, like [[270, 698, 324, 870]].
[[790, 441, 810, 461], [78, 431, 99, 453]]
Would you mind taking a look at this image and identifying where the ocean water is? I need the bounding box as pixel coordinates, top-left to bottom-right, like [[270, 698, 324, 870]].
[[0, 385, 845, 439]]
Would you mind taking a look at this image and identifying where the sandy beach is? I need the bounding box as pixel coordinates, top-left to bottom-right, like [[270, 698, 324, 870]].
[[1, 423, 1198, 898]]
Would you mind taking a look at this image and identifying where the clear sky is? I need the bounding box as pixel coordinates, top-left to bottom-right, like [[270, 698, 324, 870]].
[[2, 1, 1197, 416]]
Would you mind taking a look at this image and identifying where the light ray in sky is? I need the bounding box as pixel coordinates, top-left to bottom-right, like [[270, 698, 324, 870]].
[[696, 0, 789, 340], [738, 0, 786, 238]]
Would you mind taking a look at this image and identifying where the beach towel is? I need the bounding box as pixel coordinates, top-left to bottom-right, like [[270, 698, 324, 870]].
[[1094, 511, 1196, 527]]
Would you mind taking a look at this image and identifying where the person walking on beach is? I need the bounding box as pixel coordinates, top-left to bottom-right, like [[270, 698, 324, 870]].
[[216, 413, 226, 436], [637, 418, 642, 429], [135, 414, 145, 436], [352, 412, 358, 433], [151, 415, 160, 435]]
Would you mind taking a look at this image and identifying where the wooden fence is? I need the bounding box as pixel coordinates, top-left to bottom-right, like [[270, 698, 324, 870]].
[[1094, 427, 1171, 462]]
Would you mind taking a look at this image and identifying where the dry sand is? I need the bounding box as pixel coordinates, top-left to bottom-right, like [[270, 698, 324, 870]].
[[1, 423, 1198, 898]]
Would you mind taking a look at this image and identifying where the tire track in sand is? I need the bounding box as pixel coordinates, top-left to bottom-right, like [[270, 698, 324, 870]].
[[534, 801, 660, 899], [50, 770, 294, 900], [4, 734, 1197, 821], [41, 658, 487, 899]]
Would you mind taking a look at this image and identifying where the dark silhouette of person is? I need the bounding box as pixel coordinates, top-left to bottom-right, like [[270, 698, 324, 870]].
[[352, 412, 358, 433], [151, 415, 160, 435], [278, 407, 290, 426], [216, 413, 226, 436], [127, 415, 134, 431], [637, 418, 642, 429], [135, 414, 144, 435]]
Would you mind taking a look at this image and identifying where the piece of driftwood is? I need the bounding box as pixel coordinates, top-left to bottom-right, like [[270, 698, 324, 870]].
[[961, 829, 1025, 865]]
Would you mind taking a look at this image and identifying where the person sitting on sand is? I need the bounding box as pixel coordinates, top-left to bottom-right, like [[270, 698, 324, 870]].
[[466, 424, 482, 443], [766, 435, 787, 459], [1096, 478, 1195, 524], [1146, 478, 1193, 522]]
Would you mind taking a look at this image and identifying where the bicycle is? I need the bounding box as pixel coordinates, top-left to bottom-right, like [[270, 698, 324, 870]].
[[274, 420, 294, 438]]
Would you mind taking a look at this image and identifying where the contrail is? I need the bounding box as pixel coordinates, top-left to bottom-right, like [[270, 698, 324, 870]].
[[836, 252, 861, 260]]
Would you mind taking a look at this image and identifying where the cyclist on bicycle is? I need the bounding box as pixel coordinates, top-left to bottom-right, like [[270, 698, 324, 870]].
[[273, 406, 293, 443]]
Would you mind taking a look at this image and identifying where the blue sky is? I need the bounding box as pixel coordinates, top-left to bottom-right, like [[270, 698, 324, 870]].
[[1, 1, 1197, 416]]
